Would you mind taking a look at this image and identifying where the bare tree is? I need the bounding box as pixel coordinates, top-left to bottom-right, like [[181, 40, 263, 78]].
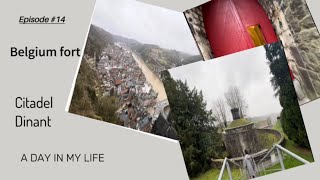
[[212, 98, 228, 128], [224, 86, 247, 118]]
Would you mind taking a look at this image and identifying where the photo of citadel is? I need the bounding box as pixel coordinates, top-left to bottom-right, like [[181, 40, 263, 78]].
[[69, 0, 201, 137], [184, 0, 320, 104], [162, 42, 313, 179]]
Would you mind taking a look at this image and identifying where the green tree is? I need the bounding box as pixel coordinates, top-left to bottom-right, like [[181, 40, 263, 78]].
[[69, 59, 120, 123], [97, 96, 120, 125], [84, 24, 114, 58], [264, 42, 310, 148], [69, 59, 99, 118], [161, 71, 224, 177]]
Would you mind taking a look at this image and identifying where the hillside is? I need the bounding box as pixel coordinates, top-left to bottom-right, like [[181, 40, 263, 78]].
[[84, 24, 114, 58], [69, 24, 121, 124], [112, 30, 202, 75], [182, 55, 202, 65], [69, 57, 121, 124], [85, 25, 202, 76], [69, 59, 101, 119]]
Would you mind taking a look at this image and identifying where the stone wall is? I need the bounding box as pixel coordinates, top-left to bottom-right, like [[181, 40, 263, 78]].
[[223, 123, 261, 157], [184, 6, 214, 60], [258, 0, 320, 103]]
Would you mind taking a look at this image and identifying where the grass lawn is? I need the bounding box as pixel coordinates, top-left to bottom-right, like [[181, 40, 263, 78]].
[[257, 132, 280, 149], [262, 120, 314, 175], [227, 118, 251, 129], [191, 168, 243, 180]]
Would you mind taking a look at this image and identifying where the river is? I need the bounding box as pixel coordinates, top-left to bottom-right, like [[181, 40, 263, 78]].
[[131, 52, 168, 102]]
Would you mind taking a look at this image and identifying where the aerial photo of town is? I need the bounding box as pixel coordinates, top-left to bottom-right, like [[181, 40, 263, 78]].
[[69, 0, 202, 138], [96, 42, 168, 131]]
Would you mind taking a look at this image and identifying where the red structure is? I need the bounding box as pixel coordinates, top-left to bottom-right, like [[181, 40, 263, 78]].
[[202, 0, 278, 57]]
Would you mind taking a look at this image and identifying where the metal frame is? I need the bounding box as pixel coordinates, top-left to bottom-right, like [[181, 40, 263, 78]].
[[218, 158, 228, 180], [218, 158, 245, 180], [257, 144, 310, 174], [218, 144, 310, 179]]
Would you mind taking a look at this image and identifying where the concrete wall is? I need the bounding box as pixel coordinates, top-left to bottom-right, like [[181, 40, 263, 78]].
[[214, 128, 284, 168], [223, 123, 284, 158], [223, 123, 262, 157], [258, 0, 320, 103], [184, 6, 214, 60]]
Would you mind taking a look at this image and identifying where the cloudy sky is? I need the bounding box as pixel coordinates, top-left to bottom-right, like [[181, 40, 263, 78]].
[[92, 0, 199, 55], [169, 46, 283, 119]]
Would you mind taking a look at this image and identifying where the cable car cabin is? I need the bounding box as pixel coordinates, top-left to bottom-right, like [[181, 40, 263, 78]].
[[201, 0, 278, 57]]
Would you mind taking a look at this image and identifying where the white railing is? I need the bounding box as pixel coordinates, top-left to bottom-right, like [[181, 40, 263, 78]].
[[218, 157, 245, 180], [218, 144, 310, 179], [257, 144, 310, 176]]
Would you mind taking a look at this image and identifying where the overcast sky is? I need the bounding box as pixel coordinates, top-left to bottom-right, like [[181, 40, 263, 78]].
[[92, 0, 199, 55], [168, 47, 283, 119]]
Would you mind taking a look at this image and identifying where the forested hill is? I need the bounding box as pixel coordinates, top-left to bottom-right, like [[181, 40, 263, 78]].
[[86, 24, 202, 71], [70, 24, 120, 124], [69, 58, 120, 124], [113, 34, 202, 70], [84, 24, 114, 58]]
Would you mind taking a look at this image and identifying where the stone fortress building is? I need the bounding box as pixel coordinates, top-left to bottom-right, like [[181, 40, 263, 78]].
[[222, 108, 283, 163]]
